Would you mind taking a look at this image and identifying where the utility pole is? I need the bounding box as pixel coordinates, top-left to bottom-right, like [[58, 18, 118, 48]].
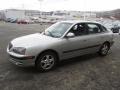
[[83, 0, 86, 20], [38, 0, 43, 25]]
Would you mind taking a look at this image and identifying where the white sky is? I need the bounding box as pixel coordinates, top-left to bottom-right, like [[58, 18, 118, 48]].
[[0, 0, 120, 11]]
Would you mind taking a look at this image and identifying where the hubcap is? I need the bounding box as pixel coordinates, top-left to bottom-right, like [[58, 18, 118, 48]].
[[101, 44, 109, 54], [40, 55, 54, 70]]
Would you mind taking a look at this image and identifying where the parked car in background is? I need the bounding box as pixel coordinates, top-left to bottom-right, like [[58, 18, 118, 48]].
[[10, 19, 18, 23], [111, 25, 120, 33], [17, 19, 34, 24], [5, 18, 18, 23], [27, 19, 34, 24], [7, 21, 115, 72], [17, 19, 28, 24], [5, 18, 13, 22], [33, 19, 41, 23]]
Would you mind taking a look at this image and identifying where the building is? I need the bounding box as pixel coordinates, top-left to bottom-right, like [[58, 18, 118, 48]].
[[3, 9, 26, 20], [1, 9, 97, 22], [25, 10, 41, 17], [69, 11, 96, 19], [84, 12, 96, 19], [0, 11, 2, 20]]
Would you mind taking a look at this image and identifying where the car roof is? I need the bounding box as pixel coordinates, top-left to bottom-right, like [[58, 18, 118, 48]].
[[60, 20, 102, 25]]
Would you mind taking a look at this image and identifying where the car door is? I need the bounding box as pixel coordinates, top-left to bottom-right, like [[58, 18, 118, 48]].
[[60, 23, 93, 59], [84, 23, 106, 53]]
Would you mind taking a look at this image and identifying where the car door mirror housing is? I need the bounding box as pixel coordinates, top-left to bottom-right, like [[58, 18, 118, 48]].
[[66, 32, 75, 38]]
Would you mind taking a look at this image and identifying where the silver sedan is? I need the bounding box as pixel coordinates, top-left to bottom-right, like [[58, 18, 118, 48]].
[[7, 21, 114, 72]]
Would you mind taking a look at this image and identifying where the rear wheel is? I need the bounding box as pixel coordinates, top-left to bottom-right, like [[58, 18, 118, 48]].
[[98, 43, 110, 56], [35, 51, 57, 72]]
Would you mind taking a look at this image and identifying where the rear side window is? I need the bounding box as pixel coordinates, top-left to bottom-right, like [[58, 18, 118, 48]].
[[101, 25, 108, 32], [87, 23, 101, 34]]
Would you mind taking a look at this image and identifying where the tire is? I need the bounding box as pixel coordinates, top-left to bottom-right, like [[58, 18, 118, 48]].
[[98, 43, 110, 56], [35, 51, 57, 72]]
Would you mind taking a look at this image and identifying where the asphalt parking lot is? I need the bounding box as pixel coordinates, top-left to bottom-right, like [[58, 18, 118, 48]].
[[0, 22, 120, 90]]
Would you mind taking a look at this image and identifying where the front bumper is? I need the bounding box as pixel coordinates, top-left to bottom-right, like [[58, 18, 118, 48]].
[[8, 55, 35, 67], [7, 49, 36, 67]]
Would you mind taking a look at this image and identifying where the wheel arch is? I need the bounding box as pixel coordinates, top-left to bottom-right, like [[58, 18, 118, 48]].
[[35, 49, 60, 64], [103, 41, 111, 48]]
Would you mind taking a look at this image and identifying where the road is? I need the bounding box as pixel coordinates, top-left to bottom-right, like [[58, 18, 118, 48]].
[[0, 22, 120, 90]]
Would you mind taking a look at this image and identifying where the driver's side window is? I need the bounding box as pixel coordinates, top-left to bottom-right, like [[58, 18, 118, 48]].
[[69, 23, 87, 36]]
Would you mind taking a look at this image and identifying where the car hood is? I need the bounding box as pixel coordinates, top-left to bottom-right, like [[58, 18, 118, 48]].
[[11, 33, 59, 48]]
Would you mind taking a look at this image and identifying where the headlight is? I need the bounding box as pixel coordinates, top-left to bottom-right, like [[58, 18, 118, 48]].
[[12, 47, 26, 55]]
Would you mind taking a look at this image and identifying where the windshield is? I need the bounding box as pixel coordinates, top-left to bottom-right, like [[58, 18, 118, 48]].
[[44, 22, 73, 38]]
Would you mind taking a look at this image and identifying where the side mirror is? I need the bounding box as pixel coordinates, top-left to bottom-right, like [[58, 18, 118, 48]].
[[66, 32, 75, 38]]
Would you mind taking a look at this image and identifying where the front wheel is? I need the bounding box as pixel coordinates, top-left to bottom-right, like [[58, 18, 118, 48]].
[[98, 43, 110, 56], [35, 52, 57, 72]]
